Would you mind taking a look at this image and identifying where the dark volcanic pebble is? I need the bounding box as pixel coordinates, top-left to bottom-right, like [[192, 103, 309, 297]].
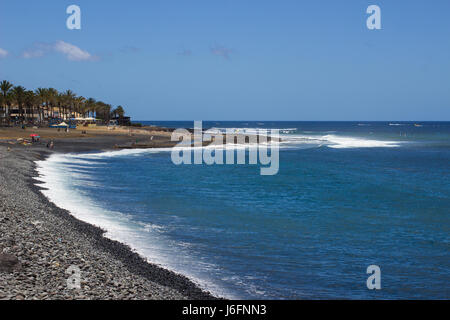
[[0, 253, 21, 273], [0, 142, 219, 300]]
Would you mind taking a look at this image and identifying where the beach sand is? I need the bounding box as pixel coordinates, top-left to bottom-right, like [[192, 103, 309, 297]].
[[0, 126, 178, 150], [0, 128, 217, 300]]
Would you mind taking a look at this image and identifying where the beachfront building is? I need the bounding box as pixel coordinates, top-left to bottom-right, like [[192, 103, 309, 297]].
[[71, 117, 98, 128], [110, 116, 131, 126]]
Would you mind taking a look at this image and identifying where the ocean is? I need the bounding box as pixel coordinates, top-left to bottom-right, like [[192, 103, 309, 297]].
[[35, 121, 450, 299]]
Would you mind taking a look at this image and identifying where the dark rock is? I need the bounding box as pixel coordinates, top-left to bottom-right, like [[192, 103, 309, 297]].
[[0, 253, 21, 273]]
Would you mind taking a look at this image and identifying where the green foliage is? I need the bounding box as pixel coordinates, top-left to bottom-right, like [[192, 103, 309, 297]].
[[0, 80, 128, 124]]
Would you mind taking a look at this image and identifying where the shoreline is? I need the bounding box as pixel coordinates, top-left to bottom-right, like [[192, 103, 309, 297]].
[[0, 136, 219, 300]]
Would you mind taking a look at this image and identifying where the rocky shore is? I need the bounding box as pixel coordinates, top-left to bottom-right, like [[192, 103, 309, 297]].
[[0, 140, 217, 300]]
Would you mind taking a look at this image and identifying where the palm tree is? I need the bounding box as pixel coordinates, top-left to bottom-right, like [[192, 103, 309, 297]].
[[104, 103, 112, 122], [85, 98, 96, 118], [0, 80, 13, 124], [57, 93, 64, 119], [94, 101, 112, 123], [112, 105, 125, 121], [115, 105, 125, 118], [11, 86, 26, 123], [35, 88, 47, 124], [63, 90, 76, 119], [46, 88, 59, 120], [74, 96, 86, 118], [95, 101, 105, 121], [24, 90, 38, 123], [1, 81, 128, 126]]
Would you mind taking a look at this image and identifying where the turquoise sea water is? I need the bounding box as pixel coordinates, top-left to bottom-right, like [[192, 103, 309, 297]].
[[36, 122, 449, 299]]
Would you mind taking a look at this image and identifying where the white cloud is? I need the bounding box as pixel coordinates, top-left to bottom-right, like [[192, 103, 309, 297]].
[[21, 41, 97, 61], [54, 41, 94, 61], [0, 48, 9, 58]]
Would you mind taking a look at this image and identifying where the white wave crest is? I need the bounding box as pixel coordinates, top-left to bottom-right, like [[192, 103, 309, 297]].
[[280, 134, 401, 149], [34, 153, 237, 299]]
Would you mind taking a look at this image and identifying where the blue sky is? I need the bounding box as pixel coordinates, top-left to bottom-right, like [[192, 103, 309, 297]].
[[0, 0, 449, 120]]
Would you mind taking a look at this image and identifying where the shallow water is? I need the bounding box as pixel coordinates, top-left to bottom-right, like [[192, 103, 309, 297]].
[[36, 122, 450, 299]]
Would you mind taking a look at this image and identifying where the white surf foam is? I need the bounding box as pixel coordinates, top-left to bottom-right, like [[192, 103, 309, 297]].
[[35, 153, 238, 299], [32, 129, 401, 299], [74, 135, 399, 159], [280, 134, 401, 149], [320, 134, 400, 148], [203, 127, 401, 149], [206, 127, 297, 135]]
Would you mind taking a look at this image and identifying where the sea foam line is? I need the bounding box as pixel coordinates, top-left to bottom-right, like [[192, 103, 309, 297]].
[[34, 153, 238, 299], [68, 132, 401, 161], [281, 134, 401, 149]]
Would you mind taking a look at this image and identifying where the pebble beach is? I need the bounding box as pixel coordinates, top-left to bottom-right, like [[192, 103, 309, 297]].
[[0, 135, 217, 300]]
